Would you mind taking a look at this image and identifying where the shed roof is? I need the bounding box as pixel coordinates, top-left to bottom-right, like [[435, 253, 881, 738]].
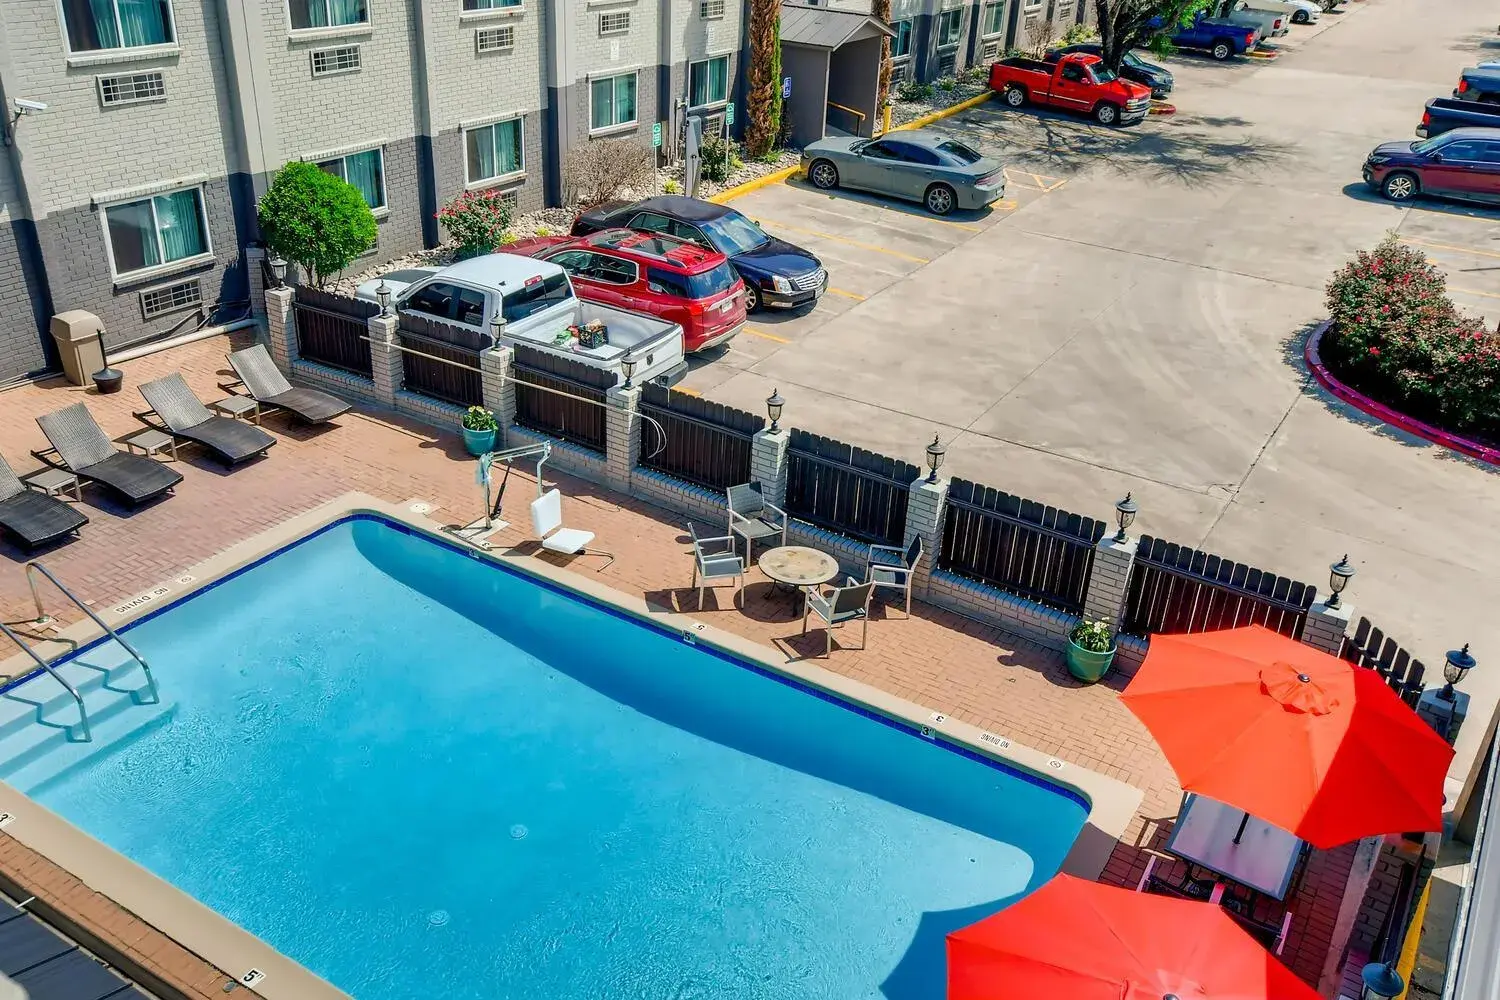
[[779, 2, 895, 49]]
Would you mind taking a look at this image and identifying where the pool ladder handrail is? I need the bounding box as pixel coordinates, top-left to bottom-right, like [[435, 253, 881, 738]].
[[24, 561, 161, 706], [0, 619, 91, 743]]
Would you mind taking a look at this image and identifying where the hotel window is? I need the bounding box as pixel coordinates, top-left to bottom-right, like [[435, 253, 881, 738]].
[[289, 0, 368, 30], [689, 55, 729, 108], [937, 8, 963, 47], [590, 72, 637, 131], [104, 187, 210, 278], [890, 19, 912, 57], [61, 0, 175, 52], [465, 118, 524, 183], [982, 1, 1007, 36], [317, 148, 386, 209], [463, 0, 522, 8]]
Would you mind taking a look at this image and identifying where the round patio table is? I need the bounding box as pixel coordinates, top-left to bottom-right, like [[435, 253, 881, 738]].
[[757, 545, 839, 614]]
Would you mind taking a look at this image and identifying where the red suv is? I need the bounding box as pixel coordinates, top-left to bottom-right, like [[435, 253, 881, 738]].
[[507, 228, 746, 353]]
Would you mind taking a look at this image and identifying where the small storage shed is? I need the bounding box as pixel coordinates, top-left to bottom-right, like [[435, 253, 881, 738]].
[[779, 2, 895, 147]]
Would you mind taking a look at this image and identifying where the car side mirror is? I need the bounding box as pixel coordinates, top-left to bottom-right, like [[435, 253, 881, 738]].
[[1428, 152, 1443, 163]]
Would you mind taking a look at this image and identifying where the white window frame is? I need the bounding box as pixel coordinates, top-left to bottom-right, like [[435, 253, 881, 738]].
[[314, 145, 388, 214], [462, 115, 527, 188], [889, 18, 914, 58], [936, 8, 963, 48], [598, 10, 630, 34], [286, 0, 371, 36], [588, 70, 639, 136], [99, 184, 214, 284], [699, 0, 726, 18], [981, 1, 1008, 37], [58, 0, 179, 61], [459, 0, 524, 20], [1022, 0, 1044, 10], [687, 54, 730, 111]]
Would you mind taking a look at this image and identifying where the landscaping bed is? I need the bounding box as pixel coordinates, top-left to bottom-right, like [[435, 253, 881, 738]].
[[890, 70, 990, 127]]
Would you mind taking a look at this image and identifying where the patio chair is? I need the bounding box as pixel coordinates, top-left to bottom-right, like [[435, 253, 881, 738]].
[[865, 535, 923, 617], [34, 403, 183, 506], [803, 577, 875, 656], [0, 454, 87, 550], [1135, 851, 1221, 902], [726, 481, 787, 560], [225, 344, 352, 424], [1221, 896, 1294, 956], [687, 521, 745, 607], [530, 488, 613, 569], [138, 374, 277, 467]]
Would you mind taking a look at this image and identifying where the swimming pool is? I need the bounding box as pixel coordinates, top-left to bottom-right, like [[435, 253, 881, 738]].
[[0, 513, 1089, 999]]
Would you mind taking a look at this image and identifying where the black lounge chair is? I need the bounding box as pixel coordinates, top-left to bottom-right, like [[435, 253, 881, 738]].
[[226, 345, 352, 424], [138, 373, 276, 466], [0, 455, 87, 550], [34, 403, 183, 506]]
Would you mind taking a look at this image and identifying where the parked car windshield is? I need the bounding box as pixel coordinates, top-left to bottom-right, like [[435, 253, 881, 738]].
[[1091, 65, 1119, 83], [700, 210, 770, 256], [501, 272, 572, 323], [935, 140, 984, 165], [1122, 52, 1148, 70]]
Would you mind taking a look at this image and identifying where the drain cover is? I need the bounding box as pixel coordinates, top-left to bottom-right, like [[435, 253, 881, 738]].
[[428, 910, 450, 927], [408, 501, 433, 515]]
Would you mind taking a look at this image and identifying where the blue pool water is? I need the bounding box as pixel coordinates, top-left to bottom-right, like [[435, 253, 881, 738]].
[[3, 516, 1087, 999]]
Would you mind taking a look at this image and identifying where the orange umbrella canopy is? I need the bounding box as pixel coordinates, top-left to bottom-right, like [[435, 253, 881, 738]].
[[1122, 625, 1453, 849], [948, 874, 1322, 1000]]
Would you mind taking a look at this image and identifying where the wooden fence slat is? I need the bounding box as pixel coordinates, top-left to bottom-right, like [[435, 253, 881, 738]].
[[1122, 535, 1316, 639]]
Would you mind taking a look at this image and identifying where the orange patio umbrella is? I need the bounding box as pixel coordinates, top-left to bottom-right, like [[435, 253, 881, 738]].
[[1121, 625, 1453, 849], [948, 874, 1321, 1000]]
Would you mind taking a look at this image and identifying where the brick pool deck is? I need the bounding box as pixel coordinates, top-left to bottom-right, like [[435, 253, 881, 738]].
[[0, 334, 1353, 997]]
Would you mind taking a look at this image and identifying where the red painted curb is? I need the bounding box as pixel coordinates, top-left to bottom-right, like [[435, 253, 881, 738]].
[[1149, 103, 1178, 116], [1304, 321, 1500, 467]]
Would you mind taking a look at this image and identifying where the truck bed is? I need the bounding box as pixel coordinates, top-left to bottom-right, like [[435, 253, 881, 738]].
[[504, 301, 685, 386], [1419, 97, 1500, 137]]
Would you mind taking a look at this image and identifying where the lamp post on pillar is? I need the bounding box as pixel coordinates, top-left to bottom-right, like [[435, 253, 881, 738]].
[[1301, 554, 1357, 657]]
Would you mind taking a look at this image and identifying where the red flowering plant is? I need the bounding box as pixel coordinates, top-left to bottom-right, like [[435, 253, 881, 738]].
[[436, 189, 513, 259], [1323, 235, 1500, 443]]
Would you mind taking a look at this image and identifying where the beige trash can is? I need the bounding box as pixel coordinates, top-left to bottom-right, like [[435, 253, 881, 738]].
[[50, 310, 106, 387]]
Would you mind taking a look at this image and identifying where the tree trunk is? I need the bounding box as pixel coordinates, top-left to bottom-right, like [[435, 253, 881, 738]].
[[745, 0, 779, 158], [873, 0, 893, 124]]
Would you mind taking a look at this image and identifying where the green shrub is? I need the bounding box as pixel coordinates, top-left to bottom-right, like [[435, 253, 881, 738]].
[[936, 76, 957, 93], [257, 161, 376, 286], [436, 188, 514, 258], [462, 406, 498, 432], [1323, 235, 1500, 440], [663, 177, 682, 194], [897, 78, 934, 102], [1060, 23, 1097, 46], [1069, 620, 1115, 652], [699, 135, 743, 184]]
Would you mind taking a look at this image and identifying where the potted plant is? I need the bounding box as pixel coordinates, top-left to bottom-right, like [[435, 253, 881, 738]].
[[461, 406, 498, 456], [1066, 619, 1117, 683]]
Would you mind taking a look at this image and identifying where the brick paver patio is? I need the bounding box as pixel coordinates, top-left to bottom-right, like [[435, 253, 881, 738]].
[[0, 334, 1351, 995]]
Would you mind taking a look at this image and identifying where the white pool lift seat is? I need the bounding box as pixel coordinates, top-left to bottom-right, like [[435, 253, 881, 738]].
[[529, 488, 613, 569]]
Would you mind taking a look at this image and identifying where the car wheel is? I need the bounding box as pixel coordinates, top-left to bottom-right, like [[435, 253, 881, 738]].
[[742, 282, 761, 313], [1292, 9, 1309, 22], [809, 159, 839, 190], [1094, 102, 1119, 125], [1381, 171, 1419, 203], [925, 184, 956, 216], [1003, 85, 1027, 108], [1210, 40, 1233, 60]]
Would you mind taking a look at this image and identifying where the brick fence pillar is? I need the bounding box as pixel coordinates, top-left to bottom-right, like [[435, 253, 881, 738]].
[[604, 383, 642, 493], [1082, 533, 1137, 630], [367, 312, 401, 408], [904, 474, 947, 597], [1416, 687, 1469, 745], [480, 345, 516, 444], [245, 246, 267, 321], [1301, 599, 1353, 656], [265, 285, 295, 374], [750, 426, 790, 508]]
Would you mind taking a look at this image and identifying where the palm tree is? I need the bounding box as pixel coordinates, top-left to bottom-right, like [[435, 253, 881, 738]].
[[745, 0, 780, 157], [873, 0, 893, 121]]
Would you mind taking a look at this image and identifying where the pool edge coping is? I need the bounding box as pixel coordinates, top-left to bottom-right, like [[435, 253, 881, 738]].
[[0, 490, 1144, 1000]]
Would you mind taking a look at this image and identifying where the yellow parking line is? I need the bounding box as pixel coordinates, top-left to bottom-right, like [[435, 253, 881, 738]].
[[795, 192, 982, 233], [827, 287, 866, 301], [674, 387, 703, 396], [743, 326, 791, 344], [992, 199, 1019, 211], [1002, 168, 1067, 193], [750, 217, 930, 264], [1401, 236, 1500, 260], [1449, 285, 1500, 300]]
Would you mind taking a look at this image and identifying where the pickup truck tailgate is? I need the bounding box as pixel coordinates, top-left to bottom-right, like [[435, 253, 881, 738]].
[[581, 302, 686, 385]]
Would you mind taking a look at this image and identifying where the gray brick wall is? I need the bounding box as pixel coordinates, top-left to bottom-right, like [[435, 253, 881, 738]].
[[565, 68, 661, 153], [372, 136, 425, 259], [429, 5, 546, 131], [432, 118, 548, 220]]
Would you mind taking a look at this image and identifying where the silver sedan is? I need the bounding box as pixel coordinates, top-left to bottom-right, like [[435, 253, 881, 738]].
[[800, 129, 1006, 216]]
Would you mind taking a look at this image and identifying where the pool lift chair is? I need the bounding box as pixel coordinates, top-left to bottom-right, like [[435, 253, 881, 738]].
[[447, 440, 555, 549]]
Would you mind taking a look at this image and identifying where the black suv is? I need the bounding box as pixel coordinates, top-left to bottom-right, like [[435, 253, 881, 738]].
[[572, 195, 826, 313]]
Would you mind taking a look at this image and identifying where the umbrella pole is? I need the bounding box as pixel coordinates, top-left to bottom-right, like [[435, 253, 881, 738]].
[[1233, 810, 1250, 845]]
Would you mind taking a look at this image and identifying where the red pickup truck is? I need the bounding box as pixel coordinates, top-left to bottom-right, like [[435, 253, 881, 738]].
[[988, 52, 1153, 126]]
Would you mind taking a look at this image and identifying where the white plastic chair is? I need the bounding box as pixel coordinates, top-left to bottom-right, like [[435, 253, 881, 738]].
[[529, 489, 613, 568]]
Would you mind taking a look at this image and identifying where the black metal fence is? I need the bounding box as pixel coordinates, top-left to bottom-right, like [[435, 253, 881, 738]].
[[397, 313, 486, 407], [512, 345, 612, 453], [939, 479, 1104, 613], [1122, 536, 1317, 638], [639, 384, 763, 491], [1342, 617, 1428, 707], [292, 286, 374, 377], [784, 430, 918, 547]]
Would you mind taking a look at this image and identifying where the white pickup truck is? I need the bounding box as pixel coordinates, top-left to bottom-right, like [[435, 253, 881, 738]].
[[355, 253, 687, 387]]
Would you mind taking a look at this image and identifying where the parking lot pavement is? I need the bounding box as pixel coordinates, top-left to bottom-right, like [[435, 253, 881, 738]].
[[1392, 209, 1500, 325]]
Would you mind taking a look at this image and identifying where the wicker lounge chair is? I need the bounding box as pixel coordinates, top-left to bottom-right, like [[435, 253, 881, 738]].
[[138, 374, 276, 466], [226, 345, 351, 424], [0, 454, 87, 550], [34, 403, 183, 505]]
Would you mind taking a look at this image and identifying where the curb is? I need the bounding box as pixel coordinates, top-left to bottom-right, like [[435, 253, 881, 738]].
[[1304, 320, 1500, 467], [1149, 102, 1178, 116], [889, 91, 995, 133]]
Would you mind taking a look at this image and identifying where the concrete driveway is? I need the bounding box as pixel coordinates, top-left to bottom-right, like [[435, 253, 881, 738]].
[[684, 0, 1500, 792]]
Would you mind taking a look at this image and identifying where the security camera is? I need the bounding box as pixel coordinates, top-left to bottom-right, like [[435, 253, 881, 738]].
[[14, 99, 47, 114]]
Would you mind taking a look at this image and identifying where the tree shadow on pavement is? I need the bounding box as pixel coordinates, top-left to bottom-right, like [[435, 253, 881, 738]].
[[1091, 114, 1296, 189]]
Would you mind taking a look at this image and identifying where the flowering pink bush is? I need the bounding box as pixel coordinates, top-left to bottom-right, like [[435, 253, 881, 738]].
[[436, 189, 513, 258], [1323, 236, 1500, 442]]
